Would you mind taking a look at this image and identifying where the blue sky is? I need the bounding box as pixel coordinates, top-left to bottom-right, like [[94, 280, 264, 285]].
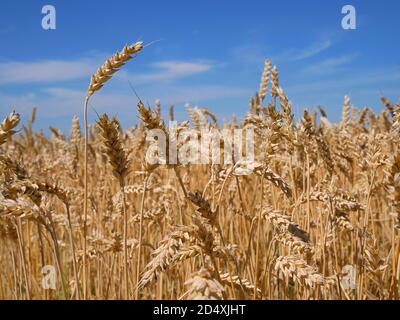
[[0, 0, 399, 132]]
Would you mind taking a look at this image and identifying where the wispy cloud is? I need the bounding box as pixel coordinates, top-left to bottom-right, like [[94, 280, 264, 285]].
[[230, 40, 333, 66], [291, 40, 332, 61], [0, 82, 249, 120], [287, 67, 400, 94], [152, 85, 250, 104], [230, 44, 268, 65], [126, 60, 213, 83], [0, 26, 16, 35], [0, 59, 96, 84], [274, 40, 333, 62], [301, 54, 358, 74]]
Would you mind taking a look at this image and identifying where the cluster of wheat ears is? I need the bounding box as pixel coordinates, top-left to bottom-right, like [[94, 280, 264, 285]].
[[1, 41, 400, 300]]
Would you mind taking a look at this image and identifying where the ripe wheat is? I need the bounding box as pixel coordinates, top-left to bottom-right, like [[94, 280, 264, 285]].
[[1, 44, 400, 300]]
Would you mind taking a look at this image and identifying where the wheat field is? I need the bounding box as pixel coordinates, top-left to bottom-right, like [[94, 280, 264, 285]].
[[1, 42, 400, 300]]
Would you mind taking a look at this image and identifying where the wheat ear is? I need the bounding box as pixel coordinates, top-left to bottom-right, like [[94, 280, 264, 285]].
[[184, 267, 225, 300], [270, 66, 279, 98], [341, 95, 351, 129], [86, 42, 143, 98], [259, 59, 272, 102], [0, 111, 20, 146]]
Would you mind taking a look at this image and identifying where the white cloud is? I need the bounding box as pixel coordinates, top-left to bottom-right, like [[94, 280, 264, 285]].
[[0, 59, 96, 84], [0, 58, 212, 85], [0, 89, 82, 117]]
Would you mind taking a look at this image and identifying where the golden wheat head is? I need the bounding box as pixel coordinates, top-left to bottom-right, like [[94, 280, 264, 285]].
[[86, 41, 144, 99]]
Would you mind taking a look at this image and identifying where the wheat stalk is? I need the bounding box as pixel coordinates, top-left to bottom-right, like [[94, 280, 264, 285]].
[[82, 41, 144, 299], [96, 114, 131, 298]]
